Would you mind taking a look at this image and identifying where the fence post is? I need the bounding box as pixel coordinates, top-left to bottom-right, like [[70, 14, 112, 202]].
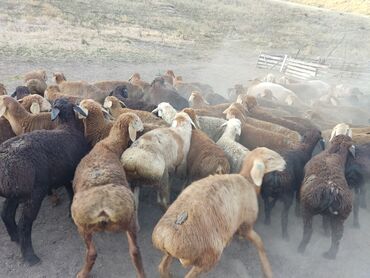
[[280, 55, 288, 73]]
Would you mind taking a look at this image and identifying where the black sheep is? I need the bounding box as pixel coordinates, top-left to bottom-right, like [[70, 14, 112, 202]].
[[345, 142, 370, 227], [146, 77, 189, 110], [0, 98, 90, 265], [111, 85, 157, 112], [11, 86, 30, 100], [261, 129, 324, 239]]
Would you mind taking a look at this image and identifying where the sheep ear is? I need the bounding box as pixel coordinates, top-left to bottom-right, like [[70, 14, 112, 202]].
[[152, 107, 159, 114], [329, 128, 337, 142], [119, 101, 126, 108], [30, 102, 41, 114], [128, 123, 137, 142], [74, 106, 88, 119], [104, 100, 112, 108], [346, 128, 352, 138], [349, 145, 356, 158], [0, 104, 6, 117], [250, 161, 265, 186], [236, 95, 242, 104], [189, 118, 197, 129]]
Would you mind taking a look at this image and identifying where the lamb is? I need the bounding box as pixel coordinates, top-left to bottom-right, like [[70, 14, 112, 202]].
[[224, 105, 298, 151], [25, 78, 47, 96], [11, 86, 30, 100], [78, 99, 113, 146], [298, 134, 355, 259], [0, 83, 7, 95], [0, 98, 89, 265], [145, 77, 189, 110], [182, 108, 230, 184], [216, 118, 250, 173], [23, 69, 47, 82], [121, 112, 195, 209], [0, 95, 56, 135], [261, 129, 324, 239], [104, 96, 166, 127], [18, 94, 52, 114], [152, 147, 286, 278], [71, 113, 145, 278], [44, 85, 83, 104]]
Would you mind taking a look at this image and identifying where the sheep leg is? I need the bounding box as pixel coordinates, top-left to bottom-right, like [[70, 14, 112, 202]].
[[126, 228, 146, 278], [133, 186, 141, 232], [77, 230, 97, 278], [322, 215, 330, 237], [158, 171, 170, 210], [184, 266, 204, 278], [263, 197, 272, 225], [298, 214, 313, 254], [64, 183, 74, 218], [158, 253, 173, 278], [353, 187, 360, 228], [281, 193, 293, 240], [245, 227, 273, 278], [323, 217, 344, 260], [295, 191, 301, 217], [1, 198, 20, 242], [18, 196, 44, 266], [359, 185, 367, 209]]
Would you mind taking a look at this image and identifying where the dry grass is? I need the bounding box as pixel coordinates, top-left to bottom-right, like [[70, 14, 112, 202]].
[[0, 0, 369, 64], [288, 0, 370, 16]]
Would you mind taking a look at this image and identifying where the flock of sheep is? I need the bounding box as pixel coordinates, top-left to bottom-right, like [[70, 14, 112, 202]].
[[0, 69, 369, 278]]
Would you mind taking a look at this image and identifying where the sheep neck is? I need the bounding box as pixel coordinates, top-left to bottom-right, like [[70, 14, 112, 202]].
[[83, 112, 109, 140], [111, 106, 127, 119], [5, 105, 30, 135], [297, 135, 321, 160], [103, 126, 130, 155], [220, 125, 237, 141]]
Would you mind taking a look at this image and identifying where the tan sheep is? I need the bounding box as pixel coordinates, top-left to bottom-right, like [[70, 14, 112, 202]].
[[128, 73, 150, 91], [53, 72, 107, 103], [23, 69, 47, 82], [121, 112, 195, 209], [188, 91, 210, 108], [45, 85, 83, 104], [18, 94, 51, 114], [0, 95, 56, 135], [72, 113, 145, 278], [93, 80, 144, 100], [152, 147, 286, 278]]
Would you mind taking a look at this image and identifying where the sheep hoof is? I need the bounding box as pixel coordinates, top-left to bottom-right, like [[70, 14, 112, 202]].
[[322, 251, 336, 260], [24, 254, 41, 266]]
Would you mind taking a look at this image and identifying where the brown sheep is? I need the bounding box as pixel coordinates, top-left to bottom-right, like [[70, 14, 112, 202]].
[[78, 99, 113, 146], [182, 108, 230, 184], [0, 118, 16, 144], [298, 135, 355, 259], [128, 73, 150, 91], [188, 91, 210, 108], [0, 95, 56, 135], [152, 147, 286, 278], [0, 83, 7, 95], [25, 78, 47, 96], [72, 113, 145, 278], [23, 69, 47, 82], [44, 85, 83, 104], [94, 80, 144, 100], [224, 105, 297, 151]]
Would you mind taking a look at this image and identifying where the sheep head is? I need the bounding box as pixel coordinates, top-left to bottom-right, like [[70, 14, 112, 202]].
[[53, 72, 66, 84], [237, 94, 257, 111], [104, 96, 126, 110], [11, 86, 30, 100], [109, 85, 128, 100], [51, 98, 86, 122], [19, 94, 52, 114], [77, 99, 106, 120], [223, 103, 247, 123], [239, 147, 286, 190], [165, 70, 175, 78], [171, 112, 197, 129], [0, 95, 18, 117], [329, 123, 352, 142], [152, 102, 177, 124], [221, 118, 242, 137], [151, 77, 165, 87], [188, 91, 209, 107], [128, 72, 141, 82], [114, 112, 144, 142], [182, 108, 201, 129], [328, 134, 355, 158]]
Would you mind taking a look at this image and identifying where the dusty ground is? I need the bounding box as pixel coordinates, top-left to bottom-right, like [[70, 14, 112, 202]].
[[1, 0, 370, 277]]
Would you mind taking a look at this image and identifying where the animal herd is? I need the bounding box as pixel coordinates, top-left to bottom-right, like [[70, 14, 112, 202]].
[[0, 69, 369, 278]]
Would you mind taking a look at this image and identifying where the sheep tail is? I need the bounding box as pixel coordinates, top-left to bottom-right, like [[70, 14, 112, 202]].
[[318, 186, 340, 215]]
